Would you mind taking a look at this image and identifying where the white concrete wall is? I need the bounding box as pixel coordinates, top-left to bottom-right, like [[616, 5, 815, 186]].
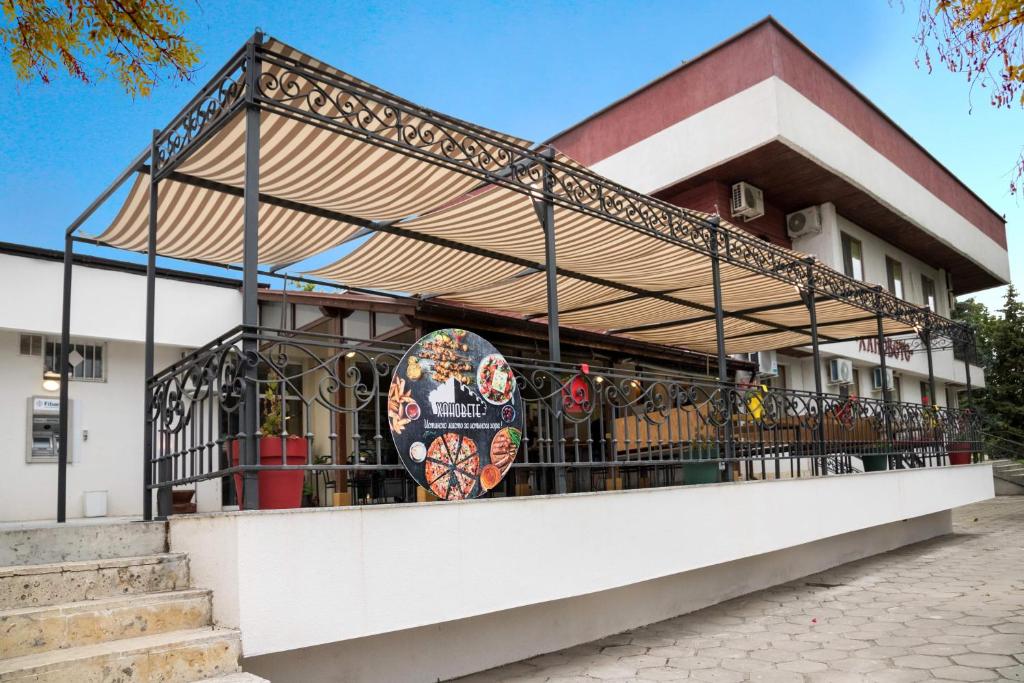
[[773, 204, 983, 399], [590, 77, 1009, 285], [0, 253, 242, 347], [170, 464, 993, 662], [242, 509, 954, 683], [0, 252, 243, 522], [0, 329, 184, 521]]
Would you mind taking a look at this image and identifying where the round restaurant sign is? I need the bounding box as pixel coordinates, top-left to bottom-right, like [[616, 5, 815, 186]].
[[388, 329, 524, 500]]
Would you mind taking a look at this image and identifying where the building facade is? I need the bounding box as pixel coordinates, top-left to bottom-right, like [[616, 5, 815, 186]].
[[548, 18, 1007, 408], [0, 243, 242, 521], [2, 20, 1007, 523], [0, 22, 1007, 682]]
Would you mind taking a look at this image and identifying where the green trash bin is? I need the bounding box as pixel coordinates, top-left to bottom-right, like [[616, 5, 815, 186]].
[[683, 442, 721, 485], [861, 443, 889, 472]]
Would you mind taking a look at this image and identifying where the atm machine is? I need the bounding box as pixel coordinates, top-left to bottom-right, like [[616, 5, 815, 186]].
[[26, 396, 71, 463]]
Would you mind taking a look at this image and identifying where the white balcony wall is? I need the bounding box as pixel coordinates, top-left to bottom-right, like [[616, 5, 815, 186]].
[[171, 464, 993, 676]]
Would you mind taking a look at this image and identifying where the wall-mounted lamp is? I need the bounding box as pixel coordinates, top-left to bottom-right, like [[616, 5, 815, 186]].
[[42, 370, 61, 392]]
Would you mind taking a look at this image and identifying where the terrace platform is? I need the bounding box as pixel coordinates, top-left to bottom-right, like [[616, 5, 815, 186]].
[[168, 463, 994, 682], [460, 495, 1024, 683]]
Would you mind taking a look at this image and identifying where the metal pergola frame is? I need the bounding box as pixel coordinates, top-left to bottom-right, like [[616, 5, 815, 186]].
[[54, 32, 977, 521]]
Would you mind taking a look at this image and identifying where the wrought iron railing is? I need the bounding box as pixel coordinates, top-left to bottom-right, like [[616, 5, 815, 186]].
[[146, 326, 985, 511]]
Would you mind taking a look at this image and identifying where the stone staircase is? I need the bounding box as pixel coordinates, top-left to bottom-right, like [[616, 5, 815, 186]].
[[992, 458, 1024, 494], [0, 521, 266, 683]]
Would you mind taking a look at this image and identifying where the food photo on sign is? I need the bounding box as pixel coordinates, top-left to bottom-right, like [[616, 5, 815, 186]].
[[387, 329, 525, 500]]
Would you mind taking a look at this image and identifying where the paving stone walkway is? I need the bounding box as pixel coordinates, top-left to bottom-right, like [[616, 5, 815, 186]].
[[459, 497, 1024, 683]]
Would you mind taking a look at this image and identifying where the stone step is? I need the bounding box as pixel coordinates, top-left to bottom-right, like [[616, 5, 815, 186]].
[[195, 673, 270, 682], [0, 627, 240, 682], [0, 521, 166, 566], [0, 554, 189, 610], [0, 588, 211, 660], [994, 466, 1024, 476]]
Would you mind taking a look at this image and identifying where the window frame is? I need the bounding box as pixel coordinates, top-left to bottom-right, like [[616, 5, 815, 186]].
[[841, 233, 864, 281], [885, 257, 904, 300], [19, 333, 43, 357], [44, 338, 108, 383], [921, 274, 937, 312]]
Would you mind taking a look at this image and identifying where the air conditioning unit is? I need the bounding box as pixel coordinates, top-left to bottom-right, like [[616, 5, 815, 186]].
[[733, 351, 777, 377], [730, 182, 764, 221], [754, 350, 779, 377], [828, 358, 853, 385], [786, 206, 823, 239], [872, 367, 895, 391]]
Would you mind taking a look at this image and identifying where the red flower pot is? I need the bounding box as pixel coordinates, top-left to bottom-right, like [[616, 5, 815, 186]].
[[948, 442, 972, 466], [231, 436, 307, 509]]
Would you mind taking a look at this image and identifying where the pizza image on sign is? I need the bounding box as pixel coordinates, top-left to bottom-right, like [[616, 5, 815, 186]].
[[388, 329, 524, 500]]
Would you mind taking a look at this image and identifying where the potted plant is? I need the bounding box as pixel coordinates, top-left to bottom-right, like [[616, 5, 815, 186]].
[[683, 438, 720, 485], [232, 380, 307, 509], [861, 442, 889, 472], [946, 409, 974, 465], [948, 434, 973, 466]]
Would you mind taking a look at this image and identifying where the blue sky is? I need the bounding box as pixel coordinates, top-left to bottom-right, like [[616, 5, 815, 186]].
[[0, 0, 1019, 311]]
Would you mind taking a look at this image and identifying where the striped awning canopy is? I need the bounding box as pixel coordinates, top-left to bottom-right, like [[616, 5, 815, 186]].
[[94, 39, 531, 266], [87, 35, 943, 356], [308, 180, 915, 354]]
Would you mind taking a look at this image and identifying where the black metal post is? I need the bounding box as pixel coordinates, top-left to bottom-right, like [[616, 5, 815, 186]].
[[240, 35, 262, 509], [804, 261, 827, 475], [963, 336, 973, 408], [57, 235, 73, 523], [963, 338, 974, 459], [921, 325, 938, 465], [147, 130, 167, 519], [539, 150, 566, 494], [875, 306, 895, 467], [709, 218, 733, 481], [922, 327, 937, 406]]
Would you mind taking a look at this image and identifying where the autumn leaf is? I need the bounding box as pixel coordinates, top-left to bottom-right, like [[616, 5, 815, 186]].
[[909, 0, 1024, 193], [0, 0, 200, 97]]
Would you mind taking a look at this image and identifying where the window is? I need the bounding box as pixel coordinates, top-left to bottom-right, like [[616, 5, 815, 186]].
[[892, 376, 903, 402], [44, 340, 106, 381], [886, 257, 904, 299], [841, 233, 864, 281], [921, 275, 937, 312], [840, 368, 861, 400], [946, 386, 958, 409], [19, 334, 43, 356], [768, 364, 787, 391]]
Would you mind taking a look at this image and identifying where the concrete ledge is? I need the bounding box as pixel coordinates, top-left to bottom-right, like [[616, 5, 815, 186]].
[[242, 509, 953, 683], [170, 464, 993, 660]]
